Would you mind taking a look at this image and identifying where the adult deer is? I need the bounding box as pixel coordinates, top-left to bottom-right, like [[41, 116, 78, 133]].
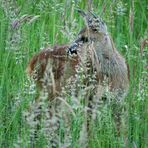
[[67, 9, 129, 136]]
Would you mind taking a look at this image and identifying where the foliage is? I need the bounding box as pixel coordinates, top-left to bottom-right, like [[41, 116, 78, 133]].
[[0, 0, 147, 147]]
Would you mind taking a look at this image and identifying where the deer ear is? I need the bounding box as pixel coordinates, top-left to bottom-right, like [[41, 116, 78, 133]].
[[76, 9, 91, 26], [89, 11, 98, 19], [77, 9, 87, 17]]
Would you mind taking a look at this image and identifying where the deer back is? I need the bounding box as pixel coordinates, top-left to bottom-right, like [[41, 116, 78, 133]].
[[26, 45, 79, 98]]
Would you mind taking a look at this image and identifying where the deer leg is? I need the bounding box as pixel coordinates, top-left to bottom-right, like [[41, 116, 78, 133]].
[[112, 101, 123, 136]]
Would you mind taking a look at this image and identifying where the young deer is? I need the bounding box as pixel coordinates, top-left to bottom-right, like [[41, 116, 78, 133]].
[[26, 10, 129, 140]]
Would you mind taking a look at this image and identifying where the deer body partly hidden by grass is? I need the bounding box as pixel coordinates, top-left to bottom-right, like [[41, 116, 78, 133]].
[[66, 10, 129, 136], [26, 9, 129, 144], [27, 45, 79, 99]]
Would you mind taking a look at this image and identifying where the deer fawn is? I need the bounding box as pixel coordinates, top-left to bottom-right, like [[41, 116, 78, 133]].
[[26, 9, 129, 142]]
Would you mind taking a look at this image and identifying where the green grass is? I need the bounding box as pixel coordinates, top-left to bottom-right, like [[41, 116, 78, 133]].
[[0, 0, 147, 147]]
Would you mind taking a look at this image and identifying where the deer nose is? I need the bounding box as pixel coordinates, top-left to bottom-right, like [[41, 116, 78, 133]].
[[67, 43, 78, 55]]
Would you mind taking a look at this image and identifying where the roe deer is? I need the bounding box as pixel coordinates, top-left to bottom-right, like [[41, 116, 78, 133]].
[[26, 9, 129, 142], [67, 10, 129, 97], [67, 9, 129, 135]]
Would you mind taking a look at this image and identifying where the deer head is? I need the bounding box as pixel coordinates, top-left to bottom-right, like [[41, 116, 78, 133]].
[[67, 9, 113, 57], [77, 9, 107, 34]]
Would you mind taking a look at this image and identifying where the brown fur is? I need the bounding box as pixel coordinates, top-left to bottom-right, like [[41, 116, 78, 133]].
[[26, 45, 79, 99], [26, 13, 129, 137]]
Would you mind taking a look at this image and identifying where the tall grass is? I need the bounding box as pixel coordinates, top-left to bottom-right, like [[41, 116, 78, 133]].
[[0, 0, 147, 147]]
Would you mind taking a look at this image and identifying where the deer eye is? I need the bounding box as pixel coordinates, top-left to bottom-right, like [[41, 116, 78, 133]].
[[81, 36, 88, 42], [92, 28, 98, 32]]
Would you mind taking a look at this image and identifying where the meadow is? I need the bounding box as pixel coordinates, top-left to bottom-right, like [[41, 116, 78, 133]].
[[0, 0, 147, 147]]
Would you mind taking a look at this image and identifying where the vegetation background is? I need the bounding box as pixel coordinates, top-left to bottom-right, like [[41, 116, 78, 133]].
[[0, 0, 147, 147]]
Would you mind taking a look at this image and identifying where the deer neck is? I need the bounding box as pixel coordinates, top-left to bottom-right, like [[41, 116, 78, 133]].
[[91, 33, 114, 59]]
